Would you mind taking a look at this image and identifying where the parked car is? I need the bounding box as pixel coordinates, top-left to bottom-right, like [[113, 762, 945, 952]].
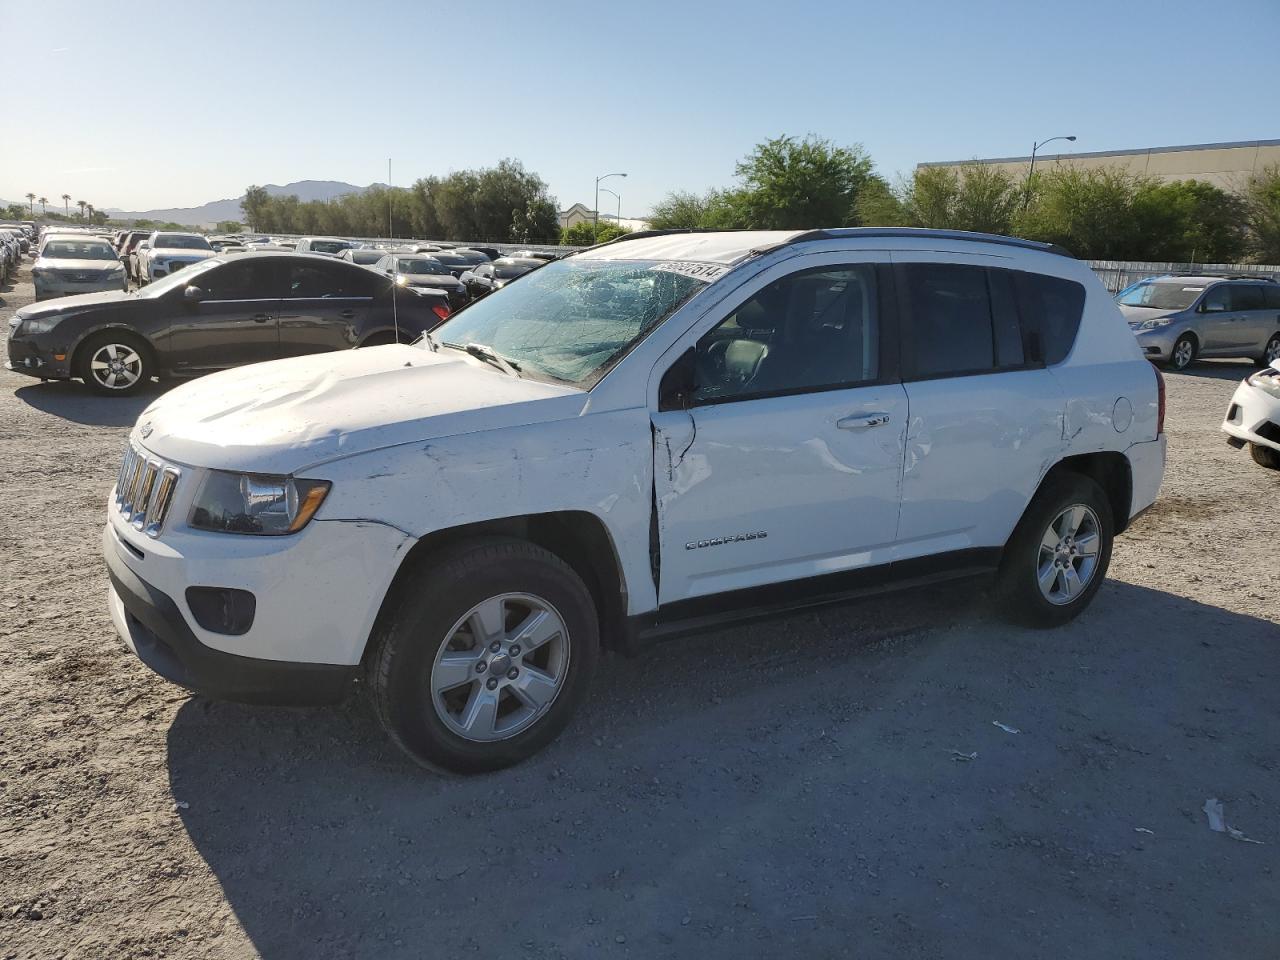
[[6, 252, 451, 395], [0, 228, 21, 282], [118, 231, 153, 283], [1222, 361, 1280, 469], [295, 236, 356, 257], [31, 235, 127, 300], [1117, 275, 1280, 370], [509, 249, 560, 262], [466, 246, 503, 261], [98, 227, 1165, 773], [136, 232, 217, 285], [428, 251, 484, 278], [338, 248, 385, 266], [460, 256, 543, 300], [372, 253, 467, 307]]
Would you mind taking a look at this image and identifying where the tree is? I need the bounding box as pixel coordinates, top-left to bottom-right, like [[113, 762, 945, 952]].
[[648, 190, 716, 230], [2, 203, 25, 220], [1131, 179, 1247, 262], [215, 220, 245, 233], [1014, 167, 1150, 260], [732, 134, 880, 229], [1243, 164, 1280, 264], [38, 196, 48, 214], [561, 220, 631, 245], [76, 199, 87, 220], [240, 185, 270, 232], [25, 192, 36, 214], [61, 193, 70, 217]]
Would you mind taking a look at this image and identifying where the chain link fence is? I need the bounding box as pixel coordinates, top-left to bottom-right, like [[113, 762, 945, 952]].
[[1088, 260, 1279, 293]]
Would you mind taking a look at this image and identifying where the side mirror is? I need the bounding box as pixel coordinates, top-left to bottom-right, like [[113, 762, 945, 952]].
[[658, 348, 697, 412], [183, 285, 207, 303], [1201, 300, 1224, 313]]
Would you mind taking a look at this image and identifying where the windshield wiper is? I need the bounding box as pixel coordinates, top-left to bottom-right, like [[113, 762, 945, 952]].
[[442, 341, 522, 377]]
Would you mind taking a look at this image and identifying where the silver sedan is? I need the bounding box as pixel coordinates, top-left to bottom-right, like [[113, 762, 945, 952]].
[[32, 236, 127, 301]]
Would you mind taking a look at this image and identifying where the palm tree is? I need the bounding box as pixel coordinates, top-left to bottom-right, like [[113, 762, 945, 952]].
[[38, 196, 48, 215], [76, 200, 86, 220], [86, 204, 96, 224], [25, 192, 36, 214], [61, 193, 71, 217]]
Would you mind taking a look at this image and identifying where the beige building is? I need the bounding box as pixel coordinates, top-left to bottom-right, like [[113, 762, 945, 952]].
[[920, 138, 1280, 192]]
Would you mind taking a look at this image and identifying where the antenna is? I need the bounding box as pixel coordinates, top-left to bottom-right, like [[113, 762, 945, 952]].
[[388, 156, 399, 343]]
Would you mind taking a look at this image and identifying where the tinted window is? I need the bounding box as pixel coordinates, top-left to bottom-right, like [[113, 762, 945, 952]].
[[154, 234, 212, 250], [288, 262, 376, 298], [691, 265, 879, 403], [901, 263, 996, 377], [1230, 284, 1266, 311], [1013, 272, 1085, 365], [1201, 285, 1230, 312], [1264, 286, 1280, 309], [201, 259, 279, 300]]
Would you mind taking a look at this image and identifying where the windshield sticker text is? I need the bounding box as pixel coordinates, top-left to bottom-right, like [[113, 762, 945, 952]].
[[650, 261, 730, 283]]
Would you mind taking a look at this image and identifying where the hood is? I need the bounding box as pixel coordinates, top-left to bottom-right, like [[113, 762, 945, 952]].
[[17, 289, 134, 319], [152, 248, 215, 259], [137, 344, 585, 474], [34, 257, 122, 274], [1117, 304, 1179, 324]]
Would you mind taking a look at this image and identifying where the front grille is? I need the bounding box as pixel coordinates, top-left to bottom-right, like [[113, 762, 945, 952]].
[[115, 443, 180, 538], [169, 260, 187, 274]]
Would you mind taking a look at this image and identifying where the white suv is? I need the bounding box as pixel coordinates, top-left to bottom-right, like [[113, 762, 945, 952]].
[[103, 228, 1166, 772]]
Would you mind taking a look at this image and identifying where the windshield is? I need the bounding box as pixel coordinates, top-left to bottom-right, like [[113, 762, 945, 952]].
[[155, 234, 212, 250], [139, 257, 224, 297], [43, 240, 116, 260], [428, 258, 710, 387], [399, 258, 447, 275], [311, 240, 352, 254], [1116, 280, 1203, 311], [350, 250, 382, 263]]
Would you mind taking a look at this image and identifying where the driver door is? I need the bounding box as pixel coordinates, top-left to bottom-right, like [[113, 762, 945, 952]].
[[650, 259, 907, 604], [166, 258, 284, 371]]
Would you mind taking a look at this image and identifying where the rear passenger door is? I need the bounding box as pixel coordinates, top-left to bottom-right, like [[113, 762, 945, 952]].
[[892, 256, 1074, 557], [1231, 283, 1273, 350], [277, 260, 378, 356]]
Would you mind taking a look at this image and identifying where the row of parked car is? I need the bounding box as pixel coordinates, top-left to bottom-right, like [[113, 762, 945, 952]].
[[0, 220, 36, 284]]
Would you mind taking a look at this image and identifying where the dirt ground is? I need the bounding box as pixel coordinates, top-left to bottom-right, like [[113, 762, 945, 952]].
[[1, 259, 1277, 960]]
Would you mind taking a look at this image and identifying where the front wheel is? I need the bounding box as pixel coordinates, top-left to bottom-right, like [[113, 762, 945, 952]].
[[1167, 334, 1196, 371], [1251, 442, 1280, 470], [78, 332, 152, 396], [995, 473, 1114, 627], [369, 538, 599, 773]]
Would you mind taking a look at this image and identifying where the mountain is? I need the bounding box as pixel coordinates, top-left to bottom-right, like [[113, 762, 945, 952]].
[[105, 180, 388, 227]]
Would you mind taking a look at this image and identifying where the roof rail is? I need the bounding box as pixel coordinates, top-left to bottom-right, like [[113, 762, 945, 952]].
[[784, 227, 1075, 259]]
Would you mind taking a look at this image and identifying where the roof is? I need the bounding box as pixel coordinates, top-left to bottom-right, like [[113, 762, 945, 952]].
[[921, 137, 1280, 168]]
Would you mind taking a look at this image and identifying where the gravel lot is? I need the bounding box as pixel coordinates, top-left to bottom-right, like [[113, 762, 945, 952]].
[[1, 260, 1277, 960]]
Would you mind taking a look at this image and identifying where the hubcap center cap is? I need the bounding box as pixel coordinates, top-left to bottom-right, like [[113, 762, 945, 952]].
[[488, 652, 513, 677]]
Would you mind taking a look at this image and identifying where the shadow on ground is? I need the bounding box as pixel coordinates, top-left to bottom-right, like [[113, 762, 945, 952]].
[[167, 581, 1280, 960], [14, 379, 169, 426], [1172, 358, 1259, 382]]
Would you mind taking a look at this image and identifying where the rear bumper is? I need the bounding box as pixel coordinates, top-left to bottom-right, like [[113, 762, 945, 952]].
[[34, 276, 125, 299], [104, 524, 357, 705]]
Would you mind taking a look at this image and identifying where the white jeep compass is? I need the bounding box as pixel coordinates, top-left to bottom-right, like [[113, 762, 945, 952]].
[[103, 228, 1167, 772]]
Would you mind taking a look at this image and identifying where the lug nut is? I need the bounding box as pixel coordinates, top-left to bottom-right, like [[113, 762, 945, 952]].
[[486, 677, 499, 690], [510, 645, 521, 656], [507, 668, 519, 680], [490, 641, 502, 653], [476, 661, 487, 673]]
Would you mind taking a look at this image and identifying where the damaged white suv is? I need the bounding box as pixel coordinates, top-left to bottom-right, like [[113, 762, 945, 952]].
[[104, 228, 1166, 772]]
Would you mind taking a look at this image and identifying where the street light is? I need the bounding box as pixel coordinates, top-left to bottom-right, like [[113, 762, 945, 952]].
[[599, 186, 621, 229], [594, 172, 627, 241], [1024, 135, 1076, 208]]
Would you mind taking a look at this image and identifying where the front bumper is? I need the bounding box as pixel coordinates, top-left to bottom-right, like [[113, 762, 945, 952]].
[[1222, 379, 1280, 452], [5, 335, 73, 380], [1131, 327, 1178, 362]]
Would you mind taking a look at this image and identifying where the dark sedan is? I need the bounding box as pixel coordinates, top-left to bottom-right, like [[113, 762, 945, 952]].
[[6, 252, 451, 395], [371, 254, 468, 308], [460, 256, 543, 300]]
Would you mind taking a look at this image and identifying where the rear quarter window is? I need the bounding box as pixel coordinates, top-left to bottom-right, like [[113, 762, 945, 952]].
[[1012, 272, 1085, 366]]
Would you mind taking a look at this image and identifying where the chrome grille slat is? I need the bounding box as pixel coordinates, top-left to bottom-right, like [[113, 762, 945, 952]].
[[114, 443, 180, 538]]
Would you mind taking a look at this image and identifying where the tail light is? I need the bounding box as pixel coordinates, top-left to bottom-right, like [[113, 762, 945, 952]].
[[1154, 364, 1166, 435], [431, 303, 450, 323]]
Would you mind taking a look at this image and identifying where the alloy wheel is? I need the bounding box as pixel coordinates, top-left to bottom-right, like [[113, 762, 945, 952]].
[[429, 592, 570, 742], [1173, 339, 1194, 369], [89, 343, 143, 390], [1036, 504, 1102, 606], [1266, 336, 1280, 364]]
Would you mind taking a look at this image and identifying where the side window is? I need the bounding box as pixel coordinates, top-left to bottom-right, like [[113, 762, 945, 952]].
[[690, 264, 879, 404], [288, 263, 375, 298], [900, 263, 998, 377], [1012, 271, 1085, 366], [200, 259, 278, 300], [1230, 284, 1265, 311], [1265, 286, 1280, 309], [1201, 285, 1230, 312]]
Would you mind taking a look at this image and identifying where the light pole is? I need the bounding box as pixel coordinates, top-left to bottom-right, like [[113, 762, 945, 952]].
[[1024, 135, 1076, 208], [599, 187, 621, 230], [594, 172, 626, 241]]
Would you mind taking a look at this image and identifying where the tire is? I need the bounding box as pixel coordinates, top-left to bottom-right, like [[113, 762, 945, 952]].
[[1257, 333, 1280, 368], [994, 473, 1115, 627], [369, 537, 600, 773], [76, 331, 153, 396], [1167, 334, 1197, 371], [357, 332, 399, 348], [1250, 442, 1280, 470]]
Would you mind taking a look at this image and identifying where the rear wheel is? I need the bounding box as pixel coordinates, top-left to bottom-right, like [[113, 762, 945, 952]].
[[1250, 442, 1280, 470], [1168, 334, 1197, 371], [77, 332, 152, 396], [995, 473, 1114, 627], [1258, 333, 1280, 368], [369, 538, 599, 773]]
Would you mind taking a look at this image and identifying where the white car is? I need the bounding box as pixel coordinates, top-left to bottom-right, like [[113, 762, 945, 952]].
[[103, 228, 1166, 772], [1223, 363, 1280, 469], [136, 232, 216, 284], [295, 236, 355, 257]]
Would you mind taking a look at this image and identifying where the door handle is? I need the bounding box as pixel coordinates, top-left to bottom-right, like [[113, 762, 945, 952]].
[[251, 313, 271, 323], [837, 412, 891, 430], [339, 309, 355, 319]]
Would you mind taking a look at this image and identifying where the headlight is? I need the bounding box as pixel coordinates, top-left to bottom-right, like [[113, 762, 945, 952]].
[[14, 315, 58, 335], [189, 471, 330, 535], [1135, 317, 1174, 331], [396, 274, 408, 286], [1246, 370, 1280, 399]]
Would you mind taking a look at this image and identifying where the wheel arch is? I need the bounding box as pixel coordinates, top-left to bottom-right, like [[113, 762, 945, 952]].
[[70, 323, 159, 376], [365, 510, 629, 665], [1039, 451, 1133, 534]]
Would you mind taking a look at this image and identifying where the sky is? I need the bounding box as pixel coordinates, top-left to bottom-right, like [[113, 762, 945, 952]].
[[3, 0, 1278, 217]]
